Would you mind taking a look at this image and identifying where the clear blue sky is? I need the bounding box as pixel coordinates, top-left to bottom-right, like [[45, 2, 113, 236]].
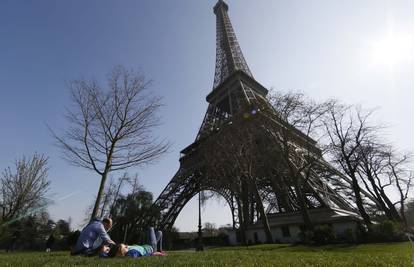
[[1, 0, 413, 231]]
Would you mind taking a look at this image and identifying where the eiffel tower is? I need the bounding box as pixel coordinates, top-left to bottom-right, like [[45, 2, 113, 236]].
[[153, 0, 360, 236]]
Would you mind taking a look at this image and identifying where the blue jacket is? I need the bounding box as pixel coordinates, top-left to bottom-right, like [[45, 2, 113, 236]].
[[74, 219, 111, 253], [125, 244, 154, 257]]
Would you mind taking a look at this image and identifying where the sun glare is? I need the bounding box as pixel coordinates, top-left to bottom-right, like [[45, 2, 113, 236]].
[[370, 33, 414, 67]]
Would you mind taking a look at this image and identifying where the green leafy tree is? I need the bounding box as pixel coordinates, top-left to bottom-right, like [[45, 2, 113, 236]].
[[109, 189, 159, 244]]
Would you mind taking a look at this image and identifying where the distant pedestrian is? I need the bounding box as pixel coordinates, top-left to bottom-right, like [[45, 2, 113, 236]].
[[68, 230, 81, 253], [6, 230, 20, 252], [46, 233, 55, 253]]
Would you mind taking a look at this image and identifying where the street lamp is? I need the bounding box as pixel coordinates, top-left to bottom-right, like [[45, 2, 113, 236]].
[[196, 190, 204, 251], [0, 203, 5, 219]]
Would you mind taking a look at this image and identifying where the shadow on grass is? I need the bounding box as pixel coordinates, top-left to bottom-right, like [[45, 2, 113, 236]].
[[212, 242, 413, 254], [210, 243, 366, 253]]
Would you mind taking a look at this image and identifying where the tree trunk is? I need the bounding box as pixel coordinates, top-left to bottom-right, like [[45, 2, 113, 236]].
[[393, 163, 409, 228], [379, 189, 402, 222], [241, 181, 250, 231], [123, 223, 129, 244], [285, 157, 314, 230], [252, 181, 273, 243], [372, 188, 394, 220], [271, 180, 292, 212], [99, 188, 111, 218], [350, 175, 372, 226], [236, 197, 247, 245], [364, 170, 398, 221], [231, 202, 236, 230], [400, 202, 408, 230], [250, 200, 255, 224], [109, 176, 126, 215], [91, 171, 109, 221], [294, 182, 313, 231]]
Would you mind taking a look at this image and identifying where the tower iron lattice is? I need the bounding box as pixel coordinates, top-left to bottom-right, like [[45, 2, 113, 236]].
[[151, 0, 362, 232]]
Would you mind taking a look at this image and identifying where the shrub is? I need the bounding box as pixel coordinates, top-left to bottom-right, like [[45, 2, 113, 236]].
[[312, 225, 336, 245], [336, 228, 356, 243], [297, 230, 314, 244], [369, 220, 404, 242], [343, 228, 355, 243]]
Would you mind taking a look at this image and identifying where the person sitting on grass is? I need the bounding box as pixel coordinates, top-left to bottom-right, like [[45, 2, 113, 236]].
[[71, 217, 115, 256]]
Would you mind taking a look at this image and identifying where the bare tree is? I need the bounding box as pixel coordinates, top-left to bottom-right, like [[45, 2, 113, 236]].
[[356, 143, 402, 222], [1, 154, 51, 223], [51, 66, 170, 220], [323, 103, 375, 226], [98, 173, 130, 219], [267, 90, 334, 230], [385, 151, 413, 228], [268, 90, 330, 139], [128, 173, 143, 195], [200, 115, 274, 244], [323, 102, 414, 228]]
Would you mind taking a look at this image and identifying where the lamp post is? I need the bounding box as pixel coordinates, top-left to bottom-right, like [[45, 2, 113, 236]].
[[0, 203, 4, 220], [196, 191, 204, 251]]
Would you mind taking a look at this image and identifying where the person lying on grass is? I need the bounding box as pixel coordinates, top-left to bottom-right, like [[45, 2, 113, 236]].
[[104, 243, 166, 258], [100, 227, 165, 258]]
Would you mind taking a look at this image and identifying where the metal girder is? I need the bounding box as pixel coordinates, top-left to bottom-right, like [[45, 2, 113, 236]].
[[213, 0, 253, 89], [153, 167, 238, 230]]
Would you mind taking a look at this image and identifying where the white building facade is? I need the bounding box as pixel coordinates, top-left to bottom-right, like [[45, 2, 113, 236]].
[[226, 208, 361, 245]]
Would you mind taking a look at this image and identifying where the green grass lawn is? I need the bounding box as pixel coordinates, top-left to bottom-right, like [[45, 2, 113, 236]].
[[0, 242, 413, 267]]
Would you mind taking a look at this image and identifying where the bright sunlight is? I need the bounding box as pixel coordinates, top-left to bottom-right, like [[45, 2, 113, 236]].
[[370, 32, 414, 68]]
